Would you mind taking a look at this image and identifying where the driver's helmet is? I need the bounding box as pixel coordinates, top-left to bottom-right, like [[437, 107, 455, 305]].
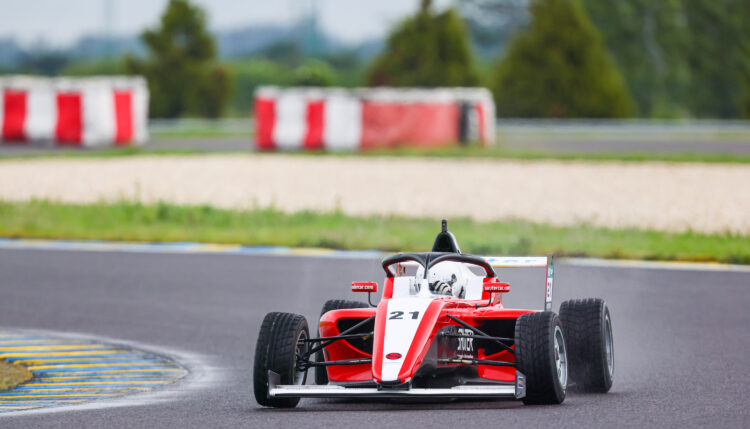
[[416, 261, 465, 297]]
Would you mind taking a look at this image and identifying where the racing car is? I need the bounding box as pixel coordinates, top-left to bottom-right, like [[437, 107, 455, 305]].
[[253, 220, 614, 407]]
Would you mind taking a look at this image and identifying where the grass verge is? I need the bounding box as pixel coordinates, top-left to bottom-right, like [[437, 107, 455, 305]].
[[1, 200, 748, 264], [0, 360, 32, 391]]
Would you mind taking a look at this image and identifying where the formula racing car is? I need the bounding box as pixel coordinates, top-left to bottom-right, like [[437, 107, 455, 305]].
[[253, 220, 614, 407]]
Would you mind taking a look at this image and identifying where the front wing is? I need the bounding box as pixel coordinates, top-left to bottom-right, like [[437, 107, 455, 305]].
[[268, 370, 527, 400]]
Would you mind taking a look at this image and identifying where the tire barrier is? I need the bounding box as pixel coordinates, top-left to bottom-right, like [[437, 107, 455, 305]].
[[254, 86, 495, 151], [0, 76, 148, 147]]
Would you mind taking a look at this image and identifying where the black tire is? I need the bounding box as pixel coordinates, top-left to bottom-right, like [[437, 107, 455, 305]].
[[559, 298, 614, 393], [315, 299, 369, 385], [514, 311, 568, 405], [253, 312, 309, 408]]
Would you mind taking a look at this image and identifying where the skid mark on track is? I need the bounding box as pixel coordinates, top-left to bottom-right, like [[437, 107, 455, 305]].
[[0, 332, 188, 413]]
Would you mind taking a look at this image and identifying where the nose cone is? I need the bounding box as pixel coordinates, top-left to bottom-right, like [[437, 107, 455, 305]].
[[373, 298, 444, 383]]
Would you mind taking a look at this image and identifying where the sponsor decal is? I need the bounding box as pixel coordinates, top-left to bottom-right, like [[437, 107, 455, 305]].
[[386, 352, 402, 360], [352, 282, 378, 292], [457, 328, 474, 358], [517, 375, 525, 388]]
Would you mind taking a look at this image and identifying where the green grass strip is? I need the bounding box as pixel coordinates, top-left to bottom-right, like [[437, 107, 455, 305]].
[[0, 200, 748, 264]]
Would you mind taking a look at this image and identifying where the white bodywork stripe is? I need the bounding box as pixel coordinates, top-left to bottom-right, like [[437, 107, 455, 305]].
[[381, 298, 432, 382]]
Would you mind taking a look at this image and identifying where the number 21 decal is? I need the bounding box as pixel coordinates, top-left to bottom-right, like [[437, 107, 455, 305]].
[[389, 311, 420, 320]]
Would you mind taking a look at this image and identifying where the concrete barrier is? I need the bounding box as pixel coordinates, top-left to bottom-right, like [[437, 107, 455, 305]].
[[254, 86, 495, 151], [0, 76, 148, 146]]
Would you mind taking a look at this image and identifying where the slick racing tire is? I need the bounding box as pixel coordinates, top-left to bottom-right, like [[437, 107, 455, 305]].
[[253, 312, 309, 408], [515, 311, 568, 405], [315, 299, 369, 385], [559, 298, 614, 393]]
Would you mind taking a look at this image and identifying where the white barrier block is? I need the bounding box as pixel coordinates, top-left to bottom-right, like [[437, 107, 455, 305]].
[[25, 84, 56, 141], [323, 94, 362, 150], [273, 92, 306, 150], [83, 84, 115, 147], [133, 82, 149, 145]]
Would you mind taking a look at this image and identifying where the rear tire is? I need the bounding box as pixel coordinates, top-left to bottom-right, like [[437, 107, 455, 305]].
[[315, 299, 369, 385], [253, 312, 309, 408], [515, 311, 567, 405], [559, 298, 614, 393]]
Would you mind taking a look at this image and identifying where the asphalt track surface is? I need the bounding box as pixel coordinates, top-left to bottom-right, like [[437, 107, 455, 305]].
[[0, 248, 749, 428]]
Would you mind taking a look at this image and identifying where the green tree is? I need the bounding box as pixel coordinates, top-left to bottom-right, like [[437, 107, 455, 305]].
[[126, 0, 228, 118], [367, 0, 479, 87], [581, 0, 691, 117], [225, 59, 291, 115], [61, 58, 127, 76], [581, 0, 750, 118], [491, 0, 633, 118], [682, 0, 750, 118], [291, 59, 337, 87]]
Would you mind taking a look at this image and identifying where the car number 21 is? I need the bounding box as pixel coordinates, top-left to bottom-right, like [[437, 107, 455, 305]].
[[389, 311, 420, 320]]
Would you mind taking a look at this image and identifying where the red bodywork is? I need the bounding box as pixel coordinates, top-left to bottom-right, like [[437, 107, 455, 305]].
[[319, 275, 535, 385]]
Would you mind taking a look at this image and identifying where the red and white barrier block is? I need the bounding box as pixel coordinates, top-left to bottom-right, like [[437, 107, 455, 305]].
[[0, 76, 148, 147], [254, 87, 495, 151]]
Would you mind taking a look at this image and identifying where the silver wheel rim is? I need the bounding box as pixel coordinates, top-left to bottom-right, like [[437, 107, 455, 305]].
[[294, 330, 308, 385], [553, 325, 568, 388], [605, 313, 614, 376]]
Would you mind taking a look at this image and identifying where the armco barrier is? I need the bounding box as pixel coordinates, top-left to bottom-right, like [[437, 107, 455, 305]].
[[0, 76, 148, 146], [254, 87, 495, 151]]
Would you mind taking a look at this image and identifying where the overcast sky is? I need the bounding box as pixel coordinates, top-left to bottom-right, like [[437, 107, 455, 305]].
[[0, 0, 454, 47]]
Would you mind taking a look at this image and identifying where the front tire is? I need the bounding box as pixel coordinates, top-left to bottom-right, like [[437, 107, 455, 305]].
[[515, 311, 567, 405], [315, 299, 369, 385], [559, 298, 614, 393], [253, 312, 309, 408]]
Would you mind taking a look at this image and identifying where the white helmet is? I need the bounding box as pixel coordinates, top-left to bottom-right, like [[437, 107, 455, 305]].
[[416, 261, 467, 297]]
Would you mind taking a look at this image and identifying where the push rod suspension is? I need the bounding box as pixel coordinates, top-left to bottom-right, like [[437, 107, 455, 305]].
[[303, 332, 373, 343], [304, 315, 376, 358], [446, 314, 515, 355], [304, 358, 373, 367], [438, 357, 515, 367]]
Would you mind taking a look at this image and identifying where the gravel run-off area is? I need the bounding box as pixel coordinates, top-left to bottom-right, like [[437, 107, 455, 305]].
[[0, 154, 749, 235]]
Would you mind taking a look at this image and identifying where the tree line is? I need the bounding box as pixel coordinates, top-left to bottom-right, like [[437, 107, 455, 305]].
[[56, 0, 750, 119]]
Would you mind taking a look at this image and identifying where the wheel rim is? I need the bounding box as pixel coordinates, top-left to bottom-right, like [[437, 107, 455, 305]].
[[553, 326, 568, 388], [294, 330, 308, 385], [604, 313, 614, 377]]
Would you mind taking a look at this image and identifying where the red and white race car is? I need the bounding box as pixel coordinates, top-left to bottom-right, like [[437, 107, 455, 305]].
[[253, 220, 614, 408]]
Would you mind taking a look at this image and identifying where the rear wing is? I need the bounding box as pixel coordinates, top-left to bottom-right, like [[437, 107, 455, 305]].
[[396, 254, 555, 311], [485, 254, 555, 311]]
